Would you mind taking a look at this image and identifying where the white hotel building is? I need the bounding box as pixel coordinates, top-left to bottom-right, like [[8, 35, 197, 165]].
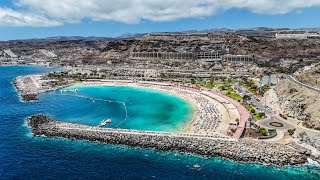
[[275, 31, 320, 39]]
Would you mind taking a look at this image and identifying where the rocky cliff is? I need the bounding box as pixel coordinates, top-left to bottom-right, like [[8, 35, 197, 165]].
[[2, 34, 320, 67], [266, 80, 320, 130], [295, 63, 320, 88]]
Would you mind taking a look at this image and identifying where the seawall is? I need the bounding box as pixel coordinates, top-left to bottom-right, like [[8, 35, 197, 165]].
[[14, 75, 72, 102], [28, 115, 311, 167]]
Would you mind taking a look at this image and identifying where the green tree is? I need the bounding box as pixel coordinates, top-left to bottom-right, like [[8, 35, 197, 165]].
[[235, 118, 240, 125], [259, 112, 266, 118], [299, 131, 306, 137], [260, 128, 268, 136], [243, 95, 251, 101], [230, 128, 237, 133], [288, 128, 296, 136]]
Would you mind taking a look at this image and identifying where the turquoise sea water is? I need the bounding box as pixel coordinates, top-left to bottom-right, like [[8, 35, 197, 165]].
[[0, 66, 319, 179], [42, 85, 194, 132]]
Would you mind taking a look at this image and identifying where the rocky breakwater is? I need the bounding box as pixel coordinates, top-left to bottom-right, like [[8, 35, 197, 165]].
[[14, 76, 39, 101], [14, 75, 71, 102], [28, 115, 311, 167]]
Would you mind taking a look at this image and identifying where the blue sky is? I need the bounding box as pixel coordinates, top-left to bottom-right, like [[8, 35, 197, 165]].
[[1, 0, 320, 40]]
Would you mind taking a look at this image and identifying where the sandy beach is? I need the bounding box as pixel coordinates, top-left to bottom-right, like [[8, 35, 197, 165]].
[[73, 80, 238, 137], [14, 75, 241, 137]]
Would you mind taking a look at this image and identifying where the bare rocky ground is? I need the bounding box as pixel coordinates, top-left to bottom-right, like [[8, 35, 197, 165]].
[[14, 75, 72, 102], [295, 63, 320, 88], [232, 37, 320, 59], [265, 80, 320, 130], [299, 134, 320, 151], [2, 35, 320, 68]]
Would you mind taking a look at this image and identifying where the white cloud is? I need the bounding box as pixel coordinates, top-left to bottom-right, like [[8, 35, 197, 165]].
[[1, 0, 320, 27], [0, 7, 61, 27]]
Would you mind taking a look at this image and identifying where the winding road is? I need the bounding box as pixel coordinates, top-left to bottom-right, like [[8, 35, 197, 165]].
[[285, 75, 320, 93]]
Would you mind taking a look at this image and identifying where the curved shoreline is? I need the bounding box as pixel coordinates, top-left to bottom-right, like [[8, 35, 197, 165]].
[[13, 74, 316, 168], [70, 83, 199, 133], [14, 75, 242, 136], [73, 81, 231, 135]]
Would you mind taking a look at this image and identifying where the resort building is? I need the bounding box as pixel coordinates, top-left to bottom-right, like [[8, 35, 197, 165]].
[[275, 31, 320, 39], [143, 32, 239, 41]]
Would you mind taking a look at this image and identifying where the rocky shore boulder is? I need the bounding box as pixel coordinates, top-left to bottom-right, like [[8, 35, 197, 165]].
[[21, 94, 38, 102], [28, 114, 51, 129], [27, 115, 310, 167]]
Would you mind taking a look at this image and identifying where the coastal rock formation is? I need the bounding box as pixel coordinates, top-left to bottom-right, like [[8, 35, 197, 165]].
[[3, 33, 320, 68], [14, 76, 40, 102], [28, 115, 310, 167], [299, 134, 320, 152], [295, 63, 320, 88], [14, 75, 72, 102], [232, 37, 320, 59], [265, 80, 320, 130]]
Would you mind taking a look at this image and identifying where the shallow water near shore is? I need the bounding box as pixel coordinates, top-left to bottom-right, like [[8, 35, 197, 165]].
[[40, 85, 194, 132], [0, 66, 319, 179]]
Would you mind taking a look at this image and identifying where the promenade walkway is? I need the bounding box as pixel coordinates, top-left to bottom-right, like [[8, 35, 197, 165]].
[[57, 122, 234, 141], [208, 90, 250, 139]]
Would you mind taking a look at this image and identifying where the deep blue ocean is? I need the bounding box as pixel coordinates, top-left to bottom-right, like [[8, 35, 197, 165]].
[[0, 66, 319, 179]]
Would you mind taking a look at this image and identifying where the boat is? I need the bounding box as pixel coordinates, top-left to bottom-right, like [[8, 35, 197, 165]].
[[61, 88, 79, 92], [98, 119, 112, 127]]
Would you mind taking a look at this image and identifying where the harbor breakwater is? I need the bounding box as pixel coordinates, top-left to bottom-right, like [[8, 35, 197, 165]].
[[28, 115, 311, 167], [14, 75, 71, 102]]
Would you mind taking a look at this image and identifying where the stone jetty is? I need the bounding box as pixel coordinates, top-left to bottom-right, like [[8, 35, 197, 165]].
[[28, 115, 310, 167], [14, 75, 71, 102], [14, 76, 40, 101]]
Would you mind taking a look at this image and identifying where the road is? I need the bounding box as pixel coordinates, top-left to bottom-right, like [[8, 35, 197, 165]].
[[238, 86, 274, 115], [238, 82, 320, 141], [285, 75, 320, 93], [236, 85, 293, 141], [256, 116, 294, 130]]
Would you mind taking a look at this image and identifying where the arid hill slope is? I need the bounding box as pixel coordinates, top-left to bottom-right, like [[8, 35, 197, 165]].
[[295, 63, 320, 88], [265, 80, 320, 130]]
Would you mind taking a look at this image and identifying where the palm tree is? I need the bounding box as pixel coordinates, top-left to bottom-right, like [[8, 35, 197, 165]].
[[243, 95, 251, 101], [235, 118, 240, 125]]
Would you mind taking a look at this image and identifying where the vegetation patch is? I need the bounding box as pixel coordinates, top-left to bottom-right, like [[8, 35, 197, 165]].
[[219, 85, 243, 101], [258, 129, 277, 139], [243, 102, 264, 120]]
